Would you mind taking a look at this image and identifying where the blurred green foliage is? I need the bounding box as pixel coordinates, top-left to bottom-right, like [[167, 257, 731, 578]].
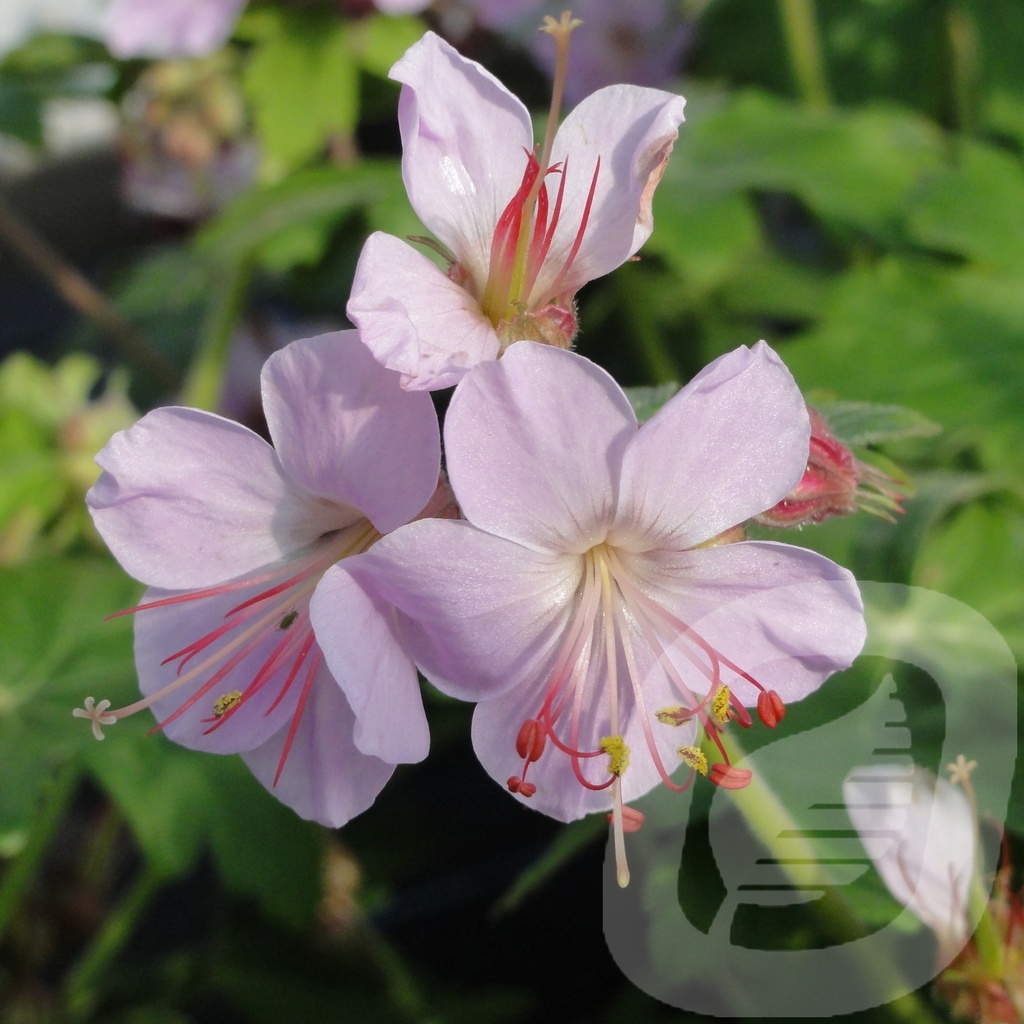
[[1, 0, 1022, 1021]]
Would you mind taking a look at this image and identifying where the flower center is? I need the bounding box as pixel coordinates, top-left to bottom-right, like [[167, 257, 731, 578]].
[[73, 519, 382, 786], [507, 542, 786, 887]]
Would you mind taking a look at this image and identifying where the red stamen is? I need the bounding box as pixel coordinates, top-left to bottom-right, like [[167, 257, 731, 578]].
[[607, 805, 645, 833], [515, 718, 547, 763], [272, 647, 322, 786], [709, 764, 752, 790], [757, 689, 786, 728], [542, 156, 600, 304]]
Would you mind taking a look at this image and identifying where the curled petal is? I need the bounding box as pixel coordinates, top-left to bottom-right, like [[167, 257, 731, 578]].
[[347, 233, 500, 391], [541, 84, 686, 299], [391, 31, 533, 279]]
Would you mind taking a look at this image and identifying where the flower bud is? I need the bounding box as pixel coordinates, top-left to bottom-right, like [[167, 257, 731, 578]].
[[754, 407, 905, 528]]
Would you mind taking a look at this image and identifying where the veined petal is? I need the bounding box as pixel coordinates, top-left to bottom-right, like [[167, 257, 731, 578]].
[[132, 582, 312, 754], [353, 519, 580, 702], [621, 540, 865, 705], [391, 31, 534, 279], [471, 619, 694, 822], [844, 766, 974, 952], [445, 344, 636, 553], [262, 330, 440, 532], [538, 84, 686, 300], [310, 563, 428, 765], [614, 342, 809, 550], [347, 233, 500, 391], [88, 407, 332, 589], [243, 667, 397, 828]]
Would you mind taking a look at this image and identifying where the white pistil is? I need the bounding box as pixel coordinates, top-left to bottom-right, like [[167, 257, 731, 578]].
[[72, 697, 117, 740]]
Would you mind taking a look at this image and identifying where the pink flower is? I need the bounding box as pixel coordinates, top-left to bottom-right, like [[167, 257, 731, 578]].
[[347, 27, 687, 390], [844, 764, 976, 958], [104, 0, 247, 58], [79, 331, 441, 827], [103, 0, 430, 59], [354, 340, 866, 882]]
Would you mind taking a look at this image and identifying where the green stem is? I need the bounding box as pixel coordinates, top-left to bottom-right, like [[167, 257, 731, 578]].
[[63, 862, 164, 1020], [778, 0, 832, 110], [360, 919, 439, 1024], [0, 760, 80, 942], [180, 259, 252, 411], [945, 0, 978, 135], [707, 731, 945, 1024]]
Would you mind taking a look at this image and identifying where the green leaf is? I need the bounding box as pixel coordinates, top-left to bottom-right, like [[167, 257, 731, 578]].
[[912, 500, 1024, 662], [0, 558, 138, 841], [623, 382, 681, 422], [810, 400, 942, 447], [197, 162, 404, 268], [780, 258, 1024, 455], [243, 13, 360, 175], [348, 14, 426, 79], [88, 722, 322, 923], [674, 91, 945, 241], [907, 141, 1024, 271]]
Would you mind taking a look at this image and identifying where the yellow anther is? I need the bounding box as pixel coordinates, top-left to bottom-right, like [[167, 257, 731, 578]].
[[656, 706, 692, 726], [212, 690, 243, 718], [712, 685, 732, 725], [600, 735, 630, 777], [678, 746, 708, 776]]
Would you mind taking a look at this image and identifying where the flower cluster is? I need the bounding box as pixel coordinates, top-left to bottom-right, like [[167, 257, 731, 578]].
[[78, 21, 867, 880]]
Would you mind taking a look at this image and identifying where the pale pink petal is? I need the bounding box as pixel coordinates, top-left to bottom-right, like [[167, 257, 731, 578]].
[[87, 407, 335, 589], [620, 540, 865, 705], [132, 584, 313, 754], [613, 342, 809, 550], [844, 766, 973, 953], [391, 31, 534, 280], [347, 233, 500, 391], [536, 85, 686, 301], [104, 0, 245, 58], [309, 563, 428, 764], [354, 519, 579, 702], [262, 330, 440, 532], [445, 344, 636, 552], [243, 667, 397, 828], [471, 622, 695, 821]]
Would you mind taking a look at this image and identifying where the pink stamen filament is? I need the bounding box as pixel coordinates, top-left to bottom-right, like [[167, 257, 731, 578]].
[[521, 543, 768, 807], [89, 521, 381, 785]]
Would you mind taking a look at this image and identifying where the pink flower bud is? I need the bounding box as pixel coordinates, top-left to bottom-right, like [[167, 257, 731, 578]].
[[755, 407, 906, 529]]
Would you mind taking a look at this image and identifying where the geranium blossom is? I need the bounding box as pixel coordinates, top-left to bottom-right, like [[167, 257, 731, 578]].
[[346, 24, 687, 390], [844, 763, 976, 957], [353, 341, 866, 882], [103, 0, 430, 59], [77, 331, 441, 827]]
